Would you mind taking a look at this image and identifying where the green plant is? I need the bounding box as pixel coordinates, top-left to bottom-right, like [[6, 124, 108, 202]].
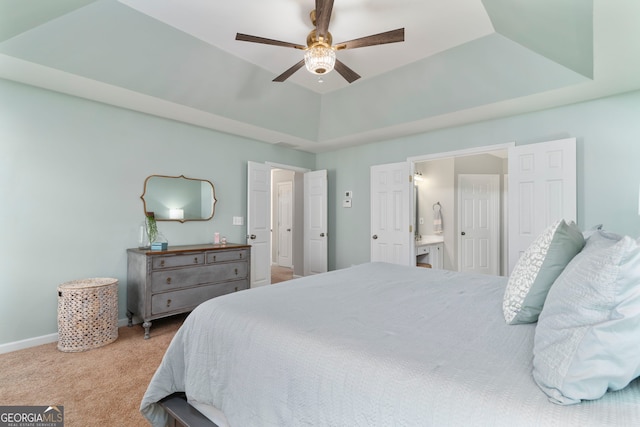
[[146, 212, 158, 243]]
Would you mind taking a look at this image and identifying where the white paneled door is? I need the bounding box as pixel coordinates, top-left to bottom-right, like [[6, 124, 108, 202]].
[[304, 170, 328, 275], [370, 162, 412, 265], [508, 138, 577, 273], [249, 163, 327, 284], [247, 161, 271, 287], [277, 181, 293, 268], [457, 174, 500, 275]]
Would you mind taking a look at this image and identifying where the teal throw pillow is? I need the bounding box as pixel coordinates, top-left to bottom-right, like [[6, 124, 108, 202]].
[[503, 219, 584, 325]]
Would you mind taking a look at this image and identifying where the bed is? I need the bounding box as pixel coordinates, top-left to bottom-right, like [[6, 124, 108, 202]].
[[141, 225, 640, 427]]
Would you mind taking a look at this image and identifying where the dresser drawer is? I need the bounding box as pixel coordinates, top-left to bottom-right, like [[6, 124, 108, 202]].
[[152, 253, 205, 270], [416, 245, 430, 255], [150, 261, 248, 292], [207, 249, 248, 264], [151, 280, 247, 315]]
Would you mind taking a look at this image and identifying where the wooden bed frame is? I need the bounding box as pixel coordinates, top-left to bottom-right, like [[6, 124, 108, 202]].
[[159, 393, 218, 427]]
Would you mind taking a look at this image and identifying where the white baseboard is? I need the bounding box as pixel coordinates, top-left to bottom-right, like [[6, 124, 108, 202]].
[[0, 317, 132, 354], [0, 332, 58, 354]]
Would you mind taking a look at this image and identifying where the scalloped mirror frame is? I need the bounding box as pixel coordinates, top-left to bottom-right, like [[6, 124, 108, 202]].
[[141, 174, 217, 223]]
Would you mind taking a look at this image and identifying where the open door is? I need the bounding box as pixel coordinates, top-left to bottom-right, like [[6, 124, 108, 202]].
[[370, 162, 413, 265], [304, 169, 328, 275], [248, 162, 327, 284], [508, 138, 576, 274], [247, 161, 271, 287]]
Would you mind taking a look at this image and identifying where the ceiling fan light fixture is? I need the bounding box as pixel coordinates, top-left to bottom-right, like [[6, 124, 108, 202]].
[[304, 45, 336, 75]]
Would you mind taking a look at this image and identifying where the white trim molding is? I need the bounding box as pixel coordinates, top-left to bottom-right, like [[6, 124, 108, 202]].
[[0, 318, 131, 354]]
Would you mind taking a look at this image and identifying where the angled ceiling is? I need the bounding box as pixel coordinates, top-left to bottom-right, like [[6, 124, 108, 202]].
[[1, 0, 639, 153]]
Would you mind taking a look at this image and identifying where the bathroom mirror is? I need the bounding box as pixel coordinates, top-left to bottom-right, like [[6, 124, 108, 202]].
[[141, 174, 216, 222]]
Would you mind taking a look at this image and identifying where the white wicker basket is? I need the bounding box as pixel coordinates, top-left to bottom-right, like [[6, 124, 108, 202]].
[[57, 278, 119, 352]]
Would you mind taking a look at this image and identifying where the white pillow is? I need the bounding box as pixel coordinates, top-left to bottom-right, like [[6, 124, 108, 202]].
[[533, 231, 640, 404], [503, 219, 584, 324], [582, 223, 603, 239]]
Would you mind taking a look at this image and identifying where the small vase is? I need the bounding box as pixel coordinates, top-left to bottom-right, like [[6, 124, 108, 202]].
[[138, 221, 151, 249]]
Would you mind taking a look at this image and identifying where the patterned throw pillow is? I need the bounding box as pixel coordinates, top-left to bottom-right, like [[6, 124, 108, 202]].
[[533, 231, 640, 404], [503, 219, 584, 325]]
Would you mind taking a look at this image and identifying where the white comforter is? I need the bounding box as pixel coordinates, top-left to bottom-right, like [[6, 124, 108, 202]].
[[141, 262, 640, 426]]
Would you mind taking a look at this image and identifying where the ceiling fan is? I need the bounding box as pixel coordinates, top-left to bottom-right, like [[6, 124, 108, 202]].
[[235, 0, 405, 83]]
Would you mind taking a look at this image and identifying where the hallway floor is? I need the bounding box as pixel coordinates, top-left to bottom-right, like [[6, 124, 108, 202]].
[[271, 265, 294, 284]]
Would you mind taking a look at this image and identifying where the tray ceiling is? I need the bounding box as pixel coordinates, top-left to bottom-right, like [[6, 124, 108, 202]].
[[1, 0, 639, 153]]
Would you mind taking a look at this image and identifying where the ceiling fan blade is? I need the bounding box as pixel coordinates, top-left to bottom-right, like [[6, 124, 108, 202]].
[[334, 59, 361, 83], [236, 33, 305, 50], [335, 28, 405, 50], [273, 60, 306, 82], [315, 0, 334, 40]]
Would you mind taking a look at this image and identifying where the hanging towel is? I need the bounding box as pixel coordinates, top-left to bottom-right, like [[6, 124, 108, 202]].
[[433, 203, 443, 234]]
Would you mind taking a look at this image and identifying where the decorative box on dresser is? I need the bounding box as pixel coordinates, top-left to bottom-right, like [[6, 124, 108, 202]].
[[127, 243, 250, 339]]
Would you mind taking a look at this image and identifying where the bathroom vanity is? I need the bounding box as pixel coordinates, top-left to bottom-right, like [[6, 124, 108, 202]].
[[416, 235, 444, 269]]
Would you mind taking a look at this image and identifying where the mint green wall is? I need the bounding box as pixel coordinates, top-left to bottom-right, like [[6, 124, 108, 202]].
[[317, 90, 640, 270], [0, 79, 314, 345], [2, 76, 640, 346]]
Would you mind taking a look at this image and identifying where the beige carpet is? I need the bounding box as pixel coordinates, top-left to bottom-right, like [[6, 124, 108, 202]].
[[1, 274, 293, 426], [0, 314, 185, 427]]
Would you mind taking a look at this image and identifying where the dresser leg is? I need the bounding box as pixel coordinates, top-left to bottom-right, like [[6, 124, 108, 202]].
[[127, 311, 133, 327], [143, 321, 152, 339]]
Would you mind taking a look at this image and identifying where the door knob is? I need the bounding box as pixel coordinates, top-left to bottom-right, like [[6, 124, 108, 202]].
[[320, 233, 325, 237], [461, 232, 466, 236], [249, 234, 257, 240], [287, 229, 291, 232], [372, 235, 378, 240]]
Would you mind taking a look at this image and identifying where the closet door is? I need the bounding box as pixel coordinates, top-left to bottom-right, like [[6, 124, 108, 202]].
[[507, 138, 576, 273], [370, 162, 412, 265], [304, 169, 328, 275], [458, 174, 500, 275]]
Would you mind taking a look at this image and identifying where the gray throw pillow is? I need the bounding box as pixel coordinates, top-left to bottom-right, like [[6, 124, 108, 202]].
[[503, 219, 585, 324]]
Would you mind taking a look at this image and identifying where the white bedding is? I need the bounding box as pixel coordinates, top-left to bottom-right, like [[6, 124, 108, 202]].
[[141, 262, 640, 426]]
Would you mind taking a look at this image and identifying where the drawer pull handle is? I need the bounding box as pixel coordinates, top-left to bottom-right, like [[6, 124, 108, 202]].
[[194, 257, 198, 264], [160, 260, 165, 267], [166, 277, 172, 285], [213, 255, 216, 262], [239, 253, 243, 259], [166, 299, 172, 308], [234, 286, 238, 292], [235, 268, 238, 275]]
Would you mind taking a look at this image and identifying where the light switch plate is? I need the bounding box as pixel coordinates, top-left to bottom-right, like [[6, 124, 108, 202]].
[[345, 190, 353, 198], [233, 216, 244, 225], [343, 199, 352, 208]]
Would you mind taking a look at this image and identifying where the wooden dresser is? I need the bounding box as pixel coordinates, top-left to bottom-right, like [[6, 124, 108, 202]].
[[127, 243, 251, 339]]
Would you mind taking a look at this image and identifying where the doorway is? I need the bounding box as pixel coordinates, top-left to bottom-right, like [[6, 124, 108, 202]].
[[271, 169, 301, 283], [409, 138, 576, 275], [372, 140, 576, 275], [412, 148, 508, 274], [247, 161, 328, 288]]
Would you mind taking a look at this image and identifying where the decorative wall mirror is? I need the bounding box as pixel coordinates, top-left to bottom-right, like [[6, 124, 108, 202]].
[[141, 174, 217, 222]]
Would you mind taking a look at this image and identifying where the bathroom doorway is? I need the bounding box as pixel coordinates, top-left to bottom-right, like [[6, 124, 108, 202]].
[[413, 148, 508, 274]]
